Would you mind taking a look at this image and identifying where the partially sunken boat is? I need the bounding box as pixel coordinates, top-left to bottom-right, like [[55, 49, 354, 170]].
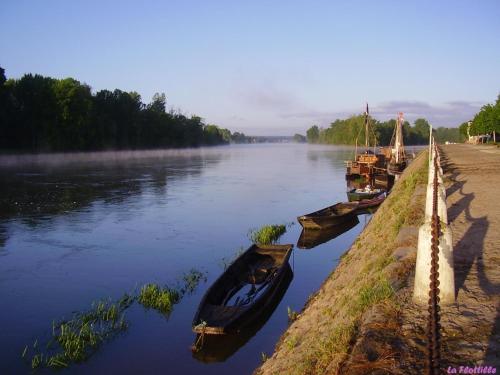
[[297, 202, 358, 230], [345, 103, 389, 180], [387, 112, 407, 176], [192, 244, 293, 335], [192, 263, 293, 362]]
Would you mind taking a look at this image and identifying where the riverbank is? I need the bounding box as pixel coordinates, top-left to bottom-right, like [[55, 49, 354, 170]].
[[257, 151, 429, 374]]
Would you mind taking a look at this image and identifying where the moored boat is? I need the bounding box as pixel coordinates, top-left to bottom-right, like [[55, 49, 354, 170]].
[[387, 112, 408, 176], [192, 263, 293, 362], [297, 202, 357, 230], [345, 104, 389, 180], [347, 185, 384, 202], [192, 244, 293, 335], [355, 192, 386, 210]]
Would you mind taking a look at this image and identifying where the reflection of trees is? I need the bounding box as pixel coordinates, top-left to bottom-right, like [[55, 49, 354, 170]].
[[0, 152, 224, 245]]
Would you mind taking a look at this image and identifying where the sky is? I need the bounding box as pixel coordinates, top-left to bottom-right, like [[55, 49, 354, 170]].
[[1, 0, 499, 135]]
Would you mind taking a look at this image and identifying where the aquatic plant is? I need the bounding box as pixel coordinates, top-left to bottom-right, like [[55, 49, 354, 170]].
[[287, 306, 299, 322], [137, 284, 181, 315], [248, 224, 287, 245], [24, 297, 129, 370], [180, 269, 207, 295], [22, 269, 207, 371]]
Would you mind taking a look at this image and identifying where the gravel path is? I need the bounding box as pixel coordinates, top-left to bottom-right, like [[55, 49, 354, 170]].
[[440, 144, 500, 367], [400, 144, 500, 372]]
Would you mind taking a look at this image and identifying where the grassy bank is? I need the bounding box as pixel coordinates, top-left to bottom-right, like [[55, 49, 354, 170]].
[[257, 152, 428, 375]]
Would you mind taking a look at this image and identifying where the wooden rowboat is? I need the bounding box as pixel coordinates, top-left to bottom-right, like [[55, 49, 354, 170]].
[[192, 244, 293, 335], [347, 187, 385, 202], [297, 202, 357, 230], [192, 263, 293, 362], [356, 192, 386, 210]]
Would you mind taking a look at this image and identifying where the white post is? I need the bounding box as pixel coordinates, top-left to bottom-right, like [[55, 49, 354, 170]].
[[414, 143, 455, 305]]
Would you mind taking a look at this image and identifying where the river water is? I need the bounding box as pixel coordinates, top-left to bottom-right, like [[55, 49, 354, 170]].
[[0, 144, 372, 374]]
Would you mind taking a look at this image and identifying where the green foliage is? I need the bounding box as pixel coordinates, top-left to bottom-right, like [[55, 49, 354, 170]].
[[248, 224, 287, 244], [0, 67, 247, 151], [468, 95, 500, 141], [293, 133, 306, 143], [23, 268, 206, 371], [180, 269, 207, 295], [305, 114, 465, 146], [306, 125, 319, 143], [24, 297, 129, 370], [287, 306, 299, 322], [138, 284, 181, 315], [433, 126, 464, 143], [352, 277, 394, 314]]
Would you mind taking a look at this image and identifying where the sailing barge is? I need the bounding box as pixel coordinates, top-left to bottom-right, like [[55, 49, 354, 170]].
[[387, 112, 407, 175], [345, 104, 389, 181]]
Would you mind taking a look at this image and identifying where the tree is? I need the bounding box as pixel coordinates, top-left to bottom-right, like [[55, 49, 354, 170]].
[[306, 125, 319, 143], [293, 133, 306, 143], [414, 118, 430, 139]]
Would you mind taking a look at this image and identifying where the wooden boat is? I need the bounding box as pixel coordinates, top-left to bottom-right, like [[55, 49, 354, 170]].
[[297, 202, 357, 230], [192, 264, 293, 362], [297, 216, 359, 249], [347, 186, 384, 202], [345, 104, 389, 180], [355, 192, 386, 210], [387, 112, 408, 176], [192, 244, 293, 335]]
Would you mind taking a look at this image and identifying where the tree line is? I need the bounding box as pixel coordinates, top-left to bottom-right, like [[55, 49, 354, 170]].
[[0, 67, 250, 152], [306, 116, 464, 145], [458, 95, 500, 142]]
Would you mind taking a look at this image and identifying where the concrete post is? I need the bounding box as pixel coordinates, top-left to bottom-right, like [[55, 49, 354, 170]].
[[414, 140, 455, 304], [413, 224, 455, 304]]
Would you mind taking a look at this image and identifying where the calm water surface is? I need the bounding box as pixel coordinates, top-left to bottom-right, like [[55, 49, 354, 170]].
[[0, 144, 372, 374]]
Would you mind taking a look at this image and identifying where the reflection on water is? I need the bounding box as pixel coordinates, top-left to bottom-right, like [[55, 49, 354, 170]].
[[192, 264, 293, 363], [0, 144, 371, 375], [297, 216, 360, 249]]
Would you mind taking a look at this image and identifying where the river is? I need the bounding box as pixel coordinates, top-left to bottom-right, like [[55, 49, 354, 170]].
[[0, 144, 372, 374]]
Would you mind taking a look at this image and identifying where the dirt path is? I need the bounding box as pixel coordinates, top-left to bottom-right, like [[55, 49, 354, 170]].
[[440, 144, 500, 366], [399, 144, 500, 372]]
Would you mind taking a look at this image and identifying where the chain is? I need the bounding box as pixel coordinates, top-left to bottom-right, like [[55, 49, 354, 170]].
[[427, 144, 441, 374]]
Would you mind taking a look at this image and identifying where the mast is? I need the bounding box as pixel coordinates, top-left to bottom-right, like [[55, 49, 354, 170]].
[[365, 103, 369, 149], [395, 112, 405, 163]]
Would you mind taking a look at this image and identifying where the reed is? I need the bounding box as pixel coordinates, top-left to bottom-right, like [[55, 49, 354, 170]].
[[25, 298, 129, 370], [248, 224, 287, 245], [23, 269, 206, 371], [180, 269, 207, 295], [137, 284, 180, 315]]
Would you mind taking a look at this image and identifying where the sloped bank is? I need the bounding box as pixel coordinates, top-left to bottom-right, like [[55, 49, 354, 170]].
[[256, 152, 428, 375]]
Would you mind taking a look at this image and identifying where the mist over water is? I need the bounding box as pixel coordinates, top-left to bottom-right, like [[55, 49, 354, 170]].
[[0, 143, 371, 374]]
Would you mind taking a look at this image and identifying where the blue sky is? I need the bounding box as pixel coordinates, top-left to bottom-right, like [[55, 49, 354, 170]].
[[1, 0, 499, 135]]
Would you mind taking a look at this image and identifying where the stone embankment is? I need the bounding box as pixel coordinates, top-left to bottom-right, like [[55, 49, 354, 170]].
[[256, 144, 499, 374]]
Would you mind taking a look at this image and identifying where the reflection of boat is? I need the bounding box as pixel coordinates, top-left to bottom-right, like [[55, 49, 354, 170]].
[[347, 186, 384, 201], [297, 202, 357, 230], [192, 244, 293, 335], [192, 264, 293, 363], [297, 216, 359, 249], [387, 112, 407, 176]]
